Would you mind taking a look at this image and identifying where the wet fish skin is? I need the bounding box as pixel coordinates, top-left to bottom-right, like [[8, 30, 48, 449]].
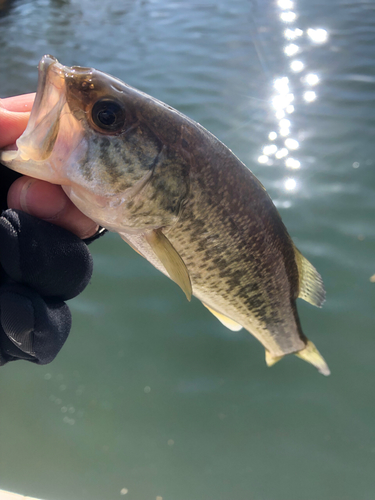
[[0, 55, 329, 374], [160, 129, 306, 357]]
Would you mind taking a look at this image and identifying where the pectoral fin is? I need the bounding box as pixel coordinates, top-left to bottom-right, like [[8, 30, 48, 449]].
[[145, 229, 192, 301], [121, 234, 144, 257], [202, 303, 243, 331], [294, 248, 326, 307]]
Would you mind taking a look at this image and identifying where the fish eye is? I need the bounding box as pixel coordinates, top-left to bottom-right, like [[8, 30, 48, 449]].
[[91, 98, 125, 132]]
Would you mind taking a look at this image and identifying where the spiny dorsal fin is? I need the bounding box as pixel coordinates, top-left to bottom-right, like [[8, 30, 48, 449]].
[[202, 303, 243, 331], [145, 229, 192, 301], [294, 248, 326, 307]]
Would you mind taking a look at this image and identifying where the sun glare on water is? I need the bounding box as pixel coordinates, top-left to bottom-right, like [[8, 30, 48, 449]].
[[256, 0, 329, 199]]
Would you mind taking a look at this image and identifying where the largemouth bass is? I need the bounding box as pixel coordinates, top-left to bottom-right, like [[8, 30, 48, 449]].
[[1, 55, 330, 375]]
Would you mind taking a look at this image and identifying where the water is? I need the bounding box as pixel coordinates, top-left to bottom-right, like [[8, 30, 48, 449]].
[[0, 1, 374, 499]]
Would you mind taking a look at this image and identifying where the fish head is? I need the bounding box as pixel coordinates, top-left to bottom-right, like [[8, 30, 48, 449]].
[[1, 55, 188, 230]]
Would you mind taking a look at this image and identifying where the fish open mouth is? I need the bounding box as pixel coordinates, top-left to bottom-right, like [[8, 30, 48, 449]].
[[9, 55, 65, 161], [0, 55, 69, 179]]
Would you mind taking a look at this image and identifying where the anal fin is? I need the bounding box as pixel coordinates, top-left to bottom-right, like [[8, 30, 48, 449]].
[[294, 248, 326, 307], [145, 229, 192, 301], [265, 350, 283, 367], [202, 303, 243, 331]]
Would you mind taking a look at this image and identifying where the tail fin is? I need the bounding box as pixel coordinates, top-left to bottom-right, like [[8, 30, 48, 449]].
[[295, 340, 330, 376], [265, 340, 330, 376]]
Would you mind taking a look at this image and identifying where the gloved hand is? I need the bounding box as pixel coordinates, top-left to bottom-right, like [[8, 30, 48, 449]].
[[0, 94, 104, 366], [0, 208, 94, 365]]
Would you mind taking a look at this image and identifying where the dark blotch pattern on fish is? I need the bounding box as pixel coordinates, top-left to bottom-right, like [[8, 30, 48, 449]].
[[161, 130, 304, 355], [78, 124, 163, 194]]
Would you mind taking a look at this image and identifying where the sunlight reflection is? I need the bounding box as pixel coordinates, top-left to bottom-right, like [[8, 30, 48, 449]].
[[279, 128, 290, 137], [285, 158, 301, 169], [263, 144, 278, 155], [285, 138, 299, 149], [284, 28, 303, 40], [279, 118, 291, 136], [258, 155, 269, 164], [275, 148, 289, 159], [290, 60, 304, 72], [272, 93, 294, 111], [274, 77, 289, 93], [284, 178, 297, 191], [277, 0, 293, 9], [256, 0, 329, 194], [303, 90, 317, 102], [304, 73, 319, 85], [268, 131, 277, 141], [280, 11, 297, 23], [284, 44, 299, 56], [307, 28, 328, 44], [279, 118, 291, 129]]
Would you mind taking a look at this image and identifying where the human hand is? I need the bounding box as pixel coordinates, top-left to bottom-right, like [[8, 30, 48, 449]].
[[0, 93, 99, 238], [0, 94, 101, 366]]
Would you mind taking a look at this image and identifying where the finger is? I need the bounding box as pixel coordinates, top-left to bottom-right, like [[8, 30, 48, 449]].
[[0, 108, 30, 149], [0, 93, 35, 149], [0, 93, 35, 112], [7, 176, 99, 239]]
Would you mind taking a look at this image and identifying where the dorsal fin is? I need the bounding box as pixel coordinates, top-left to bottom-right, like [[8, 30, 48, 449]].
[[145, 229, 192, 301], [294, 248, 326, 307], [202, 303, 243, 331]]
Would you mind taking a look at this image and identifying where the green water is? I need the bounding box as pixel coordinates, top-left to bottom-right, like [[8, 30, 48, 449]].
[[0, 1, 374, 499]]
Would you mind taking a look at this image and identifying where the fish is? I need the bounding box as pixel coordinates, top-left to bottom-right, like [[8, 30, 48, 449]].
[[0, 55, 330, 375]]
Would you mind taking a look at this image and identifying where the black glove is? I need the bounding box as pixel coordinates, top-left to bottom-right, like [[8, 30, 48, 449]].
[[0, 208, 95, 366], [0, 164, 105, 366]]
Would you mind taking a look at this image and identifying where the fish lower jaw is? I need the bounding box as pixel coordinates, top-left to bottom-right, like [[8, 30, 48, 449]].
[[2, 147, 36, 163], [0, 148, 68, 185], [1, 149, 19, 163]]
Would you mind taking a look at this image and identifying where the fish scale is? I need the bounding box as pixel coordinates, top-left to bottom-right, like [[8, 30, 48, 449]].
[[164, 179, 304, 356]]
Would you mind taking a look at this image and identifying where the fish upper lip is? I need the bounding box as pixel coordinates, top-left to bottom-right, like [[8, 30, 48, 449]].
[[38, 54, 59, 73], [12, 55, 68, 162], [38, 55, 66, 92]]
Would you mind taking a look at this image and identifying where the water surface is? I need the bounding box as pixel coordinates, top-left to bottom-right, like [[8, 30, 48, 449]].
[[0, 1, 374, 499]]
